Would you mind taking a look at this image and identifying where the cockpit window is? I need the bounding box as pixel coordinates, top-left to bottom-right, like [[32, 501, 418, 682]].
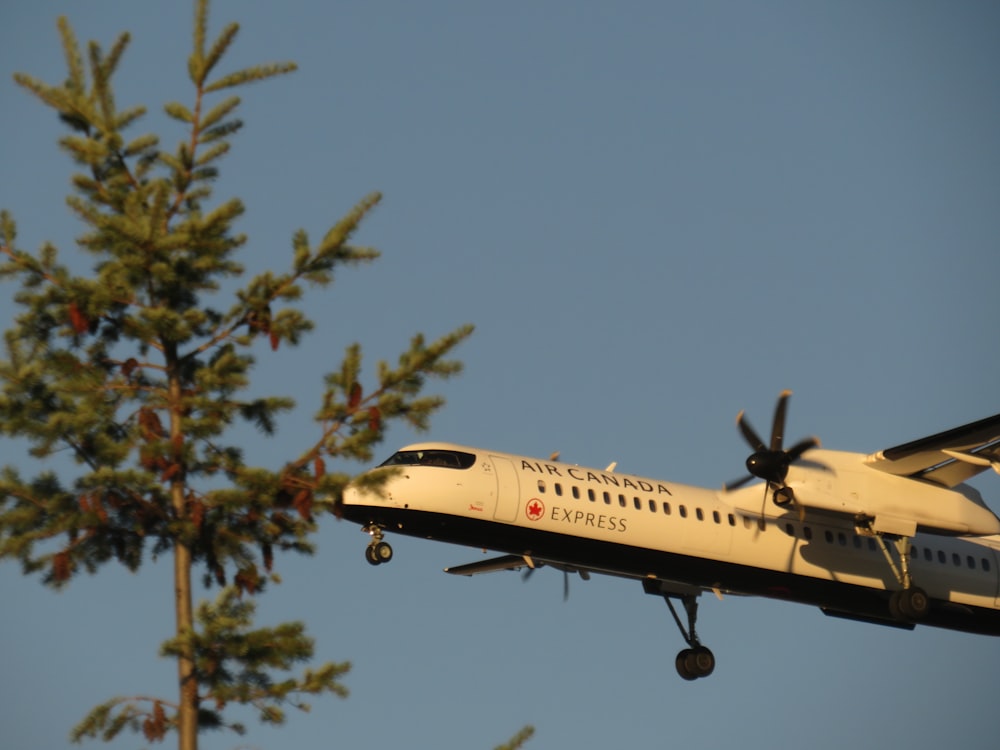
[[379, 449, 476, 469]]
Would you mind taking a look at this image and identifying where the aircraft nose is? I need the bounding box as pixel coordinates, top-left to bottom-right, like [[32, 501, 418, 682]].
[[337, 484, 366, 521]]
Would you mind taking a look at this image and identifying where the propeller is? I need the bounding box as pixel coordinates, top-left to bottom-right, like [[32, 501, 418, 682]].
[[726, 390, 819, 509], [522, 564, 590, 601]]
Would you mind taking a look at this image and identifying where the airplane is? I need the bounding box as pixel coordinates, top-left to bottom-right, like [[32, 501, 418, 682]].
[[338, 391, 1000, 680]]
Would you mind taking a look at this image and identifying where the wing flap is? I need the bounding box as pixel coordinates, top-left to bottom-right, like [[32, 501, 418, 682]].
[[865, 412, 1000, 487]]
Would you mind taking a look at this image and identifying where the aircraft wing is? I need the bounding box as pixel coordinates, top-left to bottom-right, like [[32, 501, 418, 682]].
[[444, 554, 532, 576], [444, 555, 595, 594], [864, 412, 1000, 487]]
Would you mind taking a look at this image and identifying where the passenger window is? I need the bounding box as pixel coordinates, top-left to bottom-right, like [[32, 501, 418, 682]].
[[572, 486, 580, 500], [603, 491, 611, 505], [803, 526, 812, 540], [648, 499, 657, 513], [824, 530, 833, 544], [853, 536, 862, 549], [967, 556, 976, 569], [952, 553, 961, 567], [837, 532, 847, 546], [537, 480, 546, 493], [618, 494, 626, 508], [695, 508, 704, 521], [784, 523, 794, 537], [728, 514, 736, 527], [662, 502, 672, 515], [938, 550, 946, 564], [923, 547, 932, 562], [633, 497, 641, 510], [555, 484, 563, 497], [983, 558, 991, 572], [713, 510, 721, 524], [588, 489, 596, 502], [679, 505, 688, 518]]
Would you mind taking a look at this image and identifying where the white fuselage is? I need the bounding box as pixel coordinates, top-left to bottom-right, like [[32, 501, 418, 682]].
[[341, 442, 1000, 635]]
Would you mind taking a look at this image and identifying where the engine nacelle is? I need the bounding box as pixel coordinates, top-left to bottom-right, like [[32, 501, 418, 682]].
[[734, 449, 1000, 536], [796, 449, 1000, 535]]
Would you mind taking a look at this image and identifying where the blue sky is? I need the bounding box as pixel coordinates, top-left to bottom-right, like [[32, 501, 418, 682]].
[[1, 1, 998, 748]]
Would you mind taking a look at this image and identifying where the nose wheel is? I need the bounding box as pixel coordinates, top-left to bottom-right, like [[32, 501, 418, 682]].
[[362, 524, 393, 566]]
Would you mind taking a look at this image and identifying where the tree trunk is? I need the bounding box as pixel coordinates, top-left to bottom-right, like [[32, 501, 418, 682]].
[[168, 348, 198, 750], [173, 536, 198, 750]]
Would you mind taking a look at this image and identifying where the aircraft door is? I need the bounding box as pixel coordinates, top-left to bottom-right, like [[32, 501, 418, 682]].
[[491, 456, 520, 522]]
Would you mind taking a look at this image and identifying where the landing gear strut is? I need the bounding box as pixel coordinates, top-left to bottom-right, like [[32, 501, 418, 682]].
[[663, 593, 715, 681], [363, 524, 393, 566]]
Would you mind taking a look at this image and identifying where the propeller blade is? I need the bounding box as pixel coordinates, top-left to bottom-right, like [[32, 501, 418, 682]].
[[770, 389, 792, 451], [737, 411, 767, 452], [524, 564, 574, 602], [724, 473, 756, 491], [786, 436, 820, 461]]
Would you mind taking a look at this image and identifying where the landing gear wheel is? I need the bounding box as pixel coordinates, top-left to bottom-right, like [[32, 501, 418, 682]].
[[374, 540, 393, 563], [362, 524, 392, 566], [898, 587, 929, 620], [889, 587, 929, 621], [367, 540, 393, 565], [690, 646, 715, 678], [675, 646, 715, 680], [888, 590, 904, 620], [675, 650, 698, 681]]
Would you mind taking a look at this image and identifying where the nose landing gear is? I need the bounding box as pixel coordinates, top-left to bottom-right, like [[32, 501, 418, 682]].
[[363, 524, 393, 566]]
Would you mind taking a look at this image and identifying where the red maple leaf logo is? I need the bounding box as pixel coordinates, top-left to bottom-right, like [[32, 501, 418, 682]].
[[525, 499, 545, 521]]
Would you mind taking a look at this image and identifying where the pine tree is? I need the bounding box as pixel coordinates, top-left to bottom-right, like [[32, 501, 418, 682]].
[[0, 2, 472, 748]]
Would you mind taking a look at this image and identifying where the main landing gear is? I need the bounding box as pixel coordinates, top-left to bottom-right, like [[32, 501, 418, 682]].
[[665, 594, 716, 680], [363, 524, 393, 566], [643, 581, 715, 680], [856, 519, 930, 623]]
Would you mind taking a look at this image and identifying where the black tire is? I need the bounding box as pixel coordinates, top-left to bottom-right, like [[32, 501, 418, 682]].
[[691, 646, 715, 678], [675, 649, 698, 681], [888, 590, 904, 620], [365, 545, 382, 566], [373, 540, 394, 564], [899, 587, 929, 620]]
